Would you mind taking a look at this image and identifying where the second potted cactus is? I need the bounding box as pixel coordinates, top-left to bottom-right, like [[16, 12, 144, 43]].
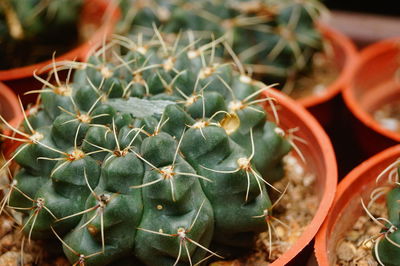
[[118, 0, 357, 126], [0, 0, 120, 105], [315, 145, 400, 265]]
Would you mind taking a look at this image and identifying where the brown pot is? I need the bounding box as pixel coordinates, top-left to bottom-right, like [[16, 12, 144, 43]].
[[0, 82, 22, 132], [0, 0, 120, 105], [262, 89, 337, 265], [343, 38, 400, 157], [297, 23, 357, 127], [315, 144, 400, 265]]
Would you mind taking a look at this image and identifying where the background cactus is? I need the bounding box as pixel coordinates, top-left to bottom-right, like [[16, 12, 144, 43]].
[[118, 0, 326, 89], [1, 32, 293, 265], [367, 164, 400, 266], [0, 0, 82, 69]]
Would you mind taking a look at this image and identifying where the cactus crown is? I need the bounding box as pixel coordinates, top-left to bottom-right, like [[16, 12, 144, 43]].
[[119, 0, 326, 85], [361, 159, 400, 266], [0, 31, 295, 265]]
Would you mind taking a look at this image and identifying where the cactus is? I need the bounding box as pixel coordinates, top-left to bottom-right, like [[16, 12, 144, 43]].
[[362, 161, 400, 266], [0, 0, 82, 69], [0, 32, 294, 265], [119, 0, 326, 87]]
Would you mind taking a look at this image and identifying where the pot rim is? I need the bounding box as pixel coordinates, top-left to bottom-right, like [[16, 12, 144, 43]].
[[0, 0, 120, 81], [297, 23, 358, 108], [342, 37, 400, 142], [314, 144, 400, 265], [264, 89, 337, 265], [0, 82, 23, 130]]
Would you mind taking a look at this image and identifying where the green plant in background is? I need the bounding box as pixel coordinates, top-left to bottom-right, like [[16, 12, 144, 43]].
[[0, 0, 82, 69], [0, 31, 298, 265], [362, 161, 400, 266], [118, 0, 326, 90]]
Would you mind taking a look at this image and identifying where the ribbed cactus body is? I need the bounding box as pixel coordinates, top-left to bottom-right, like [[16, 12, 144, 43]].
[[7, 35, 291, 265]]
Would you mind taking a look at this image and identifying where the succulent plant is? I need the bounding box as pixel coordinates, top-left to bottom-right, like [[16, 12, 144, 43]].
[[0, 0, 82, 69], [364, 162, 400, 266], [119, 0, 326, 87], [0, 32, 294, 265]]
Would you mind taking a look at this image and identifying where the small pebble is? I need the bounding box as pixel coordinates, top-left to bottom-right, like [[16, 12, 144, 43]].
[[337, 241, 356, 262]]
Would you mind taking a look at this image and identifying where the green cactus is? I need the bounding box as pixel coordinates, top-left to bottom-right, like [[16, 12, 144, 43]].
[[369, 164, 400, 266], [0, 33, 293, 265], [119, 0, 326, 86], [0, 0, 82, 69]]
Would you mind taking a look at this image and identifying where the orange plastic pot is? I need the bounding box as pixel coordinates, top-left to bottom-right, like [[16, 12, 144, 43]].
[[297, 23, 357, 127], [262, 89, 337, 265], [0, 82, 22, 131], [0, 0, 120, 105], [343, 38, 400, 157], [0, 82, 23, 159], [315, 144, 400, 265]]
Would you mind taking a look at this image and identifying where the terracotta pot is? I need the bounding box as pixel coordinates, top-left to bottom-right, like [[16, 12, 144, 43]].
[[0, 82, 23, 132], [297, 23, 357, 127], [343, 38, 400, 157], [261, 89, 338, 265], [0, 0, 120, 105], [315, 144, 400, 265]]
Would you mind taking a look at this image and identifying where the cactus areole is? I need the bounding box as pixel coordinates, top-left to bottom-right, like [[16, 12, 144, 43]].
[[1, 34, 293, 265]]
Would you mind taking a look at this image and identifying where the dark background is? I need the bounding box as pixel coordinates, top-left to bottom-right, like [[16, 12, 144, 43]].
[[325, 0, 400, 16]]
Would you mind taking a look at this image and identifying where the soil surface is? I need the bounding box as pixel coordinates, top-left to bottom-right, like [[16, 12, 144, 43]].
[[334, 199, 385, 266], [0, 154, 317, 265], [374, 101, 400, 133], [287, 47, 339, 100]]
